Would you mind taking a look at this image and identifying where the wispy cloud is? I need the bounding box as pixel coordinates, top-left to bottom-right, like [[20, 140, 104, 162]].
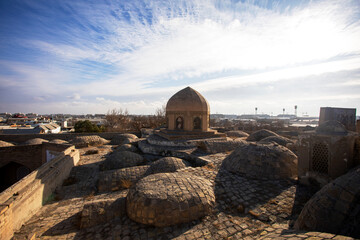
[[0, 0, 359, 115]]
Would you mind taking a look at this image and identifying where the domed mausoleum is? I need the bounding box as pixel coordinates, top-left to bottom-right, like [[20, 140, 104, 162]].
[[157, 87, 225, 140], [166, 87, 209, 131]]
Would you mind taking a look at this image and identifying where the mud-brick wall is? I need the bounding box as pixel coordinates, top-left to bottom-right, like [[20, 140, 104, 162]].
[[0, 146, 80, 240], [0, 145, 43, 170]]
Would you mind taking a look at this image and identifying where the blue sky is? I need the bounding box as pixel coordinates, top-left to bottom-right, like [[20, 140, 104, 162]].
[[0, 0, 359, 116]]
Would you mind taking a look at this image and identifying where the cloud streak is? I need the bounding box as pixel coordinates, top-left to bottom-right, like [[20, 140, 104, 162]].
[[0, 0, 359, 115]]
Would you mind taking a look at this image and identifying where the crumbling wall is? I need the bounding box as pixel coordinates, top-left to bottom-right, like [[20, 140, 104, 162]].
[[0, 145, 80, 240]]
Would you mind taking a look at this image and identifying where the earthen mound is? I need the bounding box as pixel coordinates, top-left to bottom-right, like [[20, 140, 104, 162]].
[[147, 157, 190, 174], [246, 129, 278, 142], [49, 139, 69, 144], [259, 135, 293, 147], [295, 166, 360, 238], [222, 142, 297, 180], [100, 151, 144, 171], [115, 144, 138, 153], [225, 130, 249, 138], [110, 133, 138, 145], [0, 140, 15, 147], [126, 172, 215, 227], [24, 138, 49, 145], [70, 135, 109, 148]]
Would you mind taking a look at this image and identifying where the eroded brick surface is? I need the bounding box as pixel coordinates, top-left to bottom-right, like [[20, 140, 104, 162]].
[[12, 146, 356, 240]]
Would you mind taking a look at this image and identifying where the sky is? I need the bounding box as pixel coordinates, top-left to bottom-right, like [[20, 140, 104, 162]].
[[0, 0, 359, 116]]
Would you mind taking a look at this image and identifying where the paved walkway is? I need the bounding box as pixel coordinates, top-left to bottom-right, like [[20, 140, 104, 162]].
[[13, 148, 355, 240]]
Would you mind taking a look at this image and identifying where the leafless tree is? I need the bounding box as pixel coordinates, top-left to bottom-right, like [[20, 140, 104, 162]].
[[105, 105, 167, 132], [105, 108, 130, 132], [153, 104, 166, 128]]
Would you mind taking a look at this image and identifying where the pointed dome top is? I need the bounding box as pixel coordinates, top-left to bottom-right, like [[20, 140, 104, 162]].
[[166, 87, 209, 113]]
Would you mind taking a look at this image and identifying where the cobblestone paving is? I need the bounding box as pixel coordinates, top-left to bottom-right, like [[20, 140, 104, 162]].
[[13, 146, 355, 240]]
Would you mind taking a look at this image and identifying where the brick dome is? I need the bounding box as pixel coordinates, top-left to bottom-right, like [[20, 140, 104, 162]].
[[166, 87, 209, 113], [126, 172, 215, 227]]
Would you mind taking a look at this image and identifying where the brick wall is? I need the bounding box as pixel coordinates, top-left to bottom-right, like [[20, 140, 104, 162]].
[[0, 145, 80, 240]]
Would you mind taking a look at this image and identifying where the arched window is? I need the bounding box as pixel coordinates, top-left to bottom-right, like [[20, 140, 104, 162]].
[[193, 117, 201, 130], [175, 116, 184, 130]]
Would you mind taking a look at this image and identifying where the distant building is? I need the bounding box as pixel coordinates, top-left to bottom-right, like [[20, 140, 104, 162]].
[[0, 112, 12, 119], [61, 120, 68, 128], [35, 123, 61, 134], [12, 113, 26, 118], [2, 127, 44, 134], [7, 118, 36, 125], [2, 123, 61, 134], [26, 113, 38, 118], [238, 114, 270, 119], [276, 114, 297, 119], [94, 114, 106, 118]]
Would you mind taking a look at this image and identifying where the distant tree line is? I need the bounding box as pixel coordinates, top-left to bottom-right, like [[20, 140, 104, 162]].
[[74, 106, 167, 133], [104, 106, 166, 132]]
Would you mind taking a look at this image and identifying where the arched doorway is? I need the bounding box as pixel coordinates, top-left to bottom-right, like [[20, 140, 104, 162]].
[[175, 116, 184, 130], [0, 162, 31, 192], [193, 117, 201, 130]]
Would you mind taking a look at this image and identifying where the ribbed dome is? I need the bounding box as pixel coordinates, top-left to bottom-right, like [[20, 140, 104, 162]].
[[166, 87, 209, 112]]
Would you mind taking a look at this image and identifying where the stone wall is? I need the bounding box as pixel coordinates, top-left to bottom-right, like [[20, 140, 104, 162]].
[[0, 131, 140, 144], [0, 145, 80, 240]]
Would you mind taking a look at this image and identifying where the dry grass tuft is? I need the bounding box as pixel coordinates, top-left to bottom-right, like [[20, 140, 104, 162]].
[[202, 163, 215, 171], [120, 179, 133, 189]]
